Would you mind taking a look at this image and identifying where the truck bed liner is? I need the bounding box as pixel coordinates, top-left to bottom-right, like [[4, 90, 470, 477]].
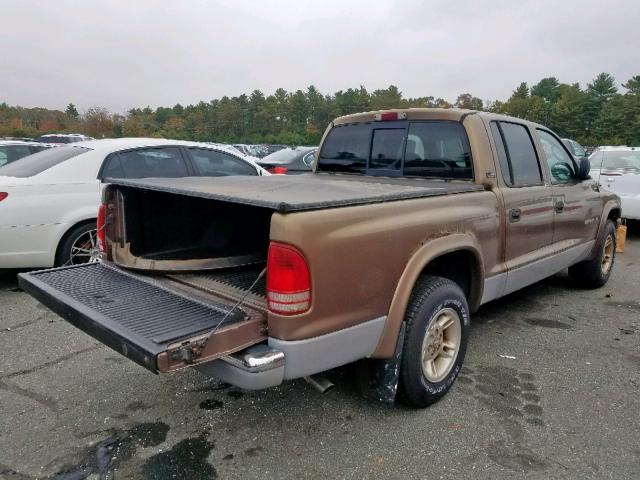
[[18, 263, 247, 372], [107, 175, 483, 213]]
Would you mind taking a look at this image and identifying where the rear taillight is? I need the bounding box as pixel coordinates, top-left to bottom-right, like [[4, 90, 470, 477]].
[[267, 242, 311, 315], [97, 204, 106, 253], [0, 192, 7, 202], [267, 166, 288, 175]]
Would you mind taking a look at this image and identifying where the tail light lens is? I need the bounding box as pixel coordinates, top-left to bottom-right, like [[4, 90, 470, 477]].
[[267, 242, 311, 315], [374, 111, 407, 121], [267, 166, 288, 175], [97, 204, 106, 253], [0, 192, 7, 202]]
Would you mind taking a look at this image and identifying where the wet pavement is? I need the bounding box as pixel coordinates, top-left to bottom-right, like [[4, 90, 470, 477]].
[[1, 228, 639, 479]]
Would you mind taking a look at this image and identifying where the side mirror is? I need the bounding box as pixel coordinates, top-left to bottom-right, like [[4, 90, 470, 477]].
[[577, 157, 591, 180]]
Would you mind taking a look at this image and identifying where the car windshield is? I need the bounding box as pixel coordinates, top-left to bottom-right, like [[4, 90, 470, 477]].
[[601, 151, 640, 171], [260, 148, 309, 164], [317, 120, 473, 179], [0, 146, 90, 177]]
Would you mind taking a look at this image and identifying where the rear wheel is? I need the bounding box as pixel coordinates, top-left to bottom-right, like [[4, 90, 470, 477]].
[[398, 275, 470, 408], [55, 222, 100, 267], [568, 220, 616, 288]]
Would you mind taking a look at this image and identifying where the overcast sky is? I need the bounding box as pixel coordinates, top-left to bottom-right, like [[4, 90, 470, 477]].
[[2, 0, 639, 113]]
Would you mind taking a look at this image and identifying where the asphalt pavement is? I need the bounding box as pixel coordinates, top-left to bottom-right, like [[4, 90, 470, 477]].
[[1, 228, 639, 479]]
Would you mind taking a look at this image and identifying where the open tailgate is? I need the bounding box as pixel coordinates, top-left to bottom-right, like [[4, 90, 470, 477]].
[[18, 262, 266, 373]]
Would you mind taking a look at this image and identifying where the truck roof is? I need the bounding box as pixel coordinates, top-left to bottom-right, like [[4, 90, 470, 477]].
[[107, 174, 483, 214], [333, 108, 546, 129]]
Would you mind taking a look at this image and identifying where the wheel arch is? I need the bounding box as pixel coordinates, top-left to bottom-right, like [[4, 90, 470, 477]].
[[54, 218, 97, 266], [371, 233, 484, 358], [590, 200, 621, 258]]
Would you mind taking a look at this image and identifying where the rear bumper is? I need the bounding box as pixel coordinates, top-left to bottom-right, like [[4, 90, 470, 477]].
[[195, 344, 286, 390], [197, 316, 387, 389]]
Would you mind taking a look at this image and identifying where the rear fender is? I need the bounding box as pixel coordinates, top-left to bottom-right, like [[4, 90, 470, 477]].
[[371, 233, 484, 358]]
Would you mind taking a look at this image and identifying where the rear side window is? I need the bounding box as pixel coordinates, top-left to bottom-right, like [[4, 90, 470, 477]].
[[302, 150, 316, 168], [0, 146, 89, 177], [187, 148, 258, 176], [317, 123, 370, 173], [318, 120, 473, 179], [117, 147, 189, 179], [491, 121, 542, 186], [404, 122, 472, 178]]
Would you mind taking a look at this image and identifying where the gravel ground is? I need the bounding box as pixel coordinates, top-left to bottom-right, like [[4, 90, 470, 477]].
[[1, 229, 639, 480]]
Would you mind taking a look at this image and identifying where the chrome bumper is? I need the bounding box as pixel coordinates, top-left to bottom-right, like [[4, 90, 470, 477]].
[[195, 344, 285, 390]]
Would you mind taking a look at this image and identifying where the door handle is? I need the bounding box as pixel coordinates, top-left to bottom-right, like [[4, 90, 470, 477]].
[[555, 201, 565, 213], [509, 208, 521, 222]]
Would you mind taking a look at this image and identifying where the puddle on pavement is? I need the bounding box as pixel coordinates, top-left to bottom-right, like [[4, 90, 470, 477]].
[[50, 422, 170, 479], [142, 434, 216, 479]]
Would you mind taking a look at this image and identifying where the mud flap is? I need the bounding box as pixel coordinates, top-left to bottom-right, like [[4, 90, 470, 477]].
[[359, 323, 405, 405]]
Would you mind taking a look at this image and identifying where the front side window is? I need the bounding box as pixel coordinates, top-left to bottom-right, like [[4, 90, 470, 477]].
[[117, 147, 189, 179], [537, 129, 576, 184], [188, 148, 257, 176], [493, 122, 542, 186]]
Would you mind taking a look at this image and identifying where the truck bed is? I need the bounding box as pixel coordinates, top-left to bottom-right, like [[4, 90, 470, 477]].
[[107, 174, 484, 213]]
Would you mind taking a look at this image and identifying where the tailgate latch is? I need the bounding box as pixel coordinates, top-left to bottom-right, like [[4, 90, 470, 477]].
[[172, 340, 206, 364]]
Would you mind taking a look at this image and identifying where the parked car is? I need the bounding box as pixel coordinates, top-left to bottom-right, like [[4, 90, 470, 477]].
[[0, 141, 53, 167], [35, 133, 94, 144], [562, 138, 587, 158], [19, 109, 620, 409], [589, 146, 640, 219], [0, 138, 268, 269], [257, 146, 317, 174], [267, 144, 287, 155]]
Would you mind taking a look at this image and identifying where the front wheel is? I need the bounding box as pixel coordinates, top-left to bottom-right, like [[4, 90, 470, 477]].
[[398, 275, 470, 408], [568, 220, 617, 288]]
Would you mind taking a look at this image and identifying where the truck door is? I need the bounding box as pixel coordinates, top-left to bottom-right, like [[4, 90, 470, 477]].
[[536, 129, 601, 252], [489, 121, 555, 295]]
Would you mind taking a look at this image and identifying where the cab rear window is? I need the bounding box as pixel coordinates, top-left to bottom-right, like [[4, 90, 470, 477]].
[[317, 120, 473, 179]]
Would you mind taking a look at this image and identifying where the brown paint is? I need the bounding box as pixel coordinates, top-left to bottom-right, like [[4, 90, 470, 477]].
[[102, 108, 620, 367]]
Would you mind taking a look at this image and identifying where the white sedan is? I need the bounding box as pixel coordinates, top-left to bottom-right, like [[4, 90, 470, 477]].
[[589, 146, 640, 220], [0, 138, 268, 269]]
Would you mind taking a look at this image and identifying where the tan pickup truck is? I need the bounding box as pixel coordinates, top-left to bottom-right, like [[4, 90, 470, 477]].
[[20, 108, 621, 407]]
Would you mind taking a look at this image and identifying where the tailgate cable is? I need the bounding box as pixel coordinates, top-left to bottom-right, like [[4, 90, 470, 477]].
[[180, 268, 267, 363]]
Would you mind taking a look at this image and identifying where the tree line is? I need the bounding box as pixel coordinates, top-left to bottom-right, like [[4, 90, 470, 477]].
[[1, 72, 639, 146]]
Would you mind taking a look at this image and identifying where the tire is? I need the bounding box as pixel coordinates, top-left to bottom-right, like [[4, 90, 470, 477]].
[[55, 222, 98, 267], [398, 275, 470, 408], [568, 220, 617, 288]]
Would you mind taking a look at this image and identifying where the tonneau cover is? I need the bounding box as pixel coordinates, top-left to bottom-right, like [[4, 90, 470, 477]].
[[107, 174, 483, 213]]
